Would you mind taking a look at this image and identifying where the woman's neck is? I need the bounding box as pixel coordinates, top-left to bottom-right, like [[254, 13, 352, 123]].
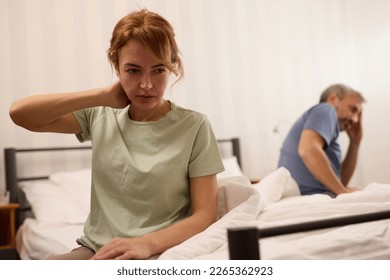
[[129, 100, 171, 121]]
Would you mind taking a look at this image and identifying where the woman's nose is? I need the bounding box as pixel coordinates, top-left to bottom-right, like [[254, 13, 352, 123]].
[[140, 75, 152, 89]]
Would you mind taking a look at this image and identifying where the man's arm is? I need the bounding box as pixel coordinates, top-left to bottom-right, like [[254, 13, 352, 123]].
[[341, 111, 363, 185], [298, 129, 355, 195], [341, 141, 360, 186]]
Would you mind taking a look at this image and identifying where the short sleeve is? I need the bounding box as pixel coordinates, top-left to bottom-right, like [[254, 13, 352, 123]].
[[73, 109, 92, 143], [188, 116, 225, 177], [303, 104, 339, 147]]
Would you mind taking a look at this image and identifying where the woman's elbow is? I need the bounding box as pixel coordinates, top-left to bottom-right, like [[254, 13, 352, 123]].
[[9, 102, 23, 125], [9, 102, 35, 130], [204, 207, 218, 226], [194, 209, 217, 231]]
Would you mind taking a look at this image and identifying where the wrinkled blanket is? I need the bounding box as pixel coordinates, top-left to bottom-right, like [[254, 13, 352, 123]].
[[159, 168, 390, 259]]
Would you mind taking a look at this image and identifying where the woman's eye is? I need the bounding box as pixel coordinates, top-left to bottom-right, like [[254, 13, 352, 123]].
[[154, 68, 166, 74], [126, 69, 139, 74]]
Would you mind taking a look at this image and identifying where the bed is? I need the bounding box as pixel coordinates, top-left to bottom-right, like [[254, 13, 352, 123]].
[[5, 139, 390, 260], [4, 138, 244, 260]]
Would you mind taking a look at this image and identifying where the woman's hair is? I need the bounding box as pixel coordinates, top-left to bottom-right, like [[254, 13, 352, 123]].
[[107, 9, 184, 82], [319, 84, 366, 103]]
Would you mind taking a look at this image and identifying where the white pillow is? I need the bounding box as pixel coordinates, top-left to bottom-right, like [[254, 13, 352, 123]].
[[217, 156, 245, 179], [49, 168, 91, 219], [217, 176, 255, 218], [253, 167, 300, 207], [20, 169, 91, 225]]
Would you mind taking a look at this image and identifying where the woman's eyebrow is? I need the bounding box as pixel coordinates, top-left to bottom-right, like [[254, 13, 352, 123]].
[[123, 63, 141, 68], [123, 63, 165, 68], [152, 64, 165, 68]]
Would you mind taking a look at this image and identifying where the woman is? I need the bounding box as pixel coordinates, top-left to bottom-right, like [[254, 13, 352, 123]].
[[9, 9, 224, 260]]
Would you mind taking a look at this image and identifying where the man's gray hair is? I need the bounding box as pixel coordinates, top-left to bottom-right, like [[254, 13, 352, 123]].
[[319, 84, 366, 103]]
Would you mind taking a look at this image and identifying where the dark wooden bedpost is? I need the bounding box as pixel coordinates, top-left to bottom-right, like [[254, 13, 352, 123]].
[[227, 227, 260, 260], [4, 148, 17, 203], [4, 148, 20, 230], [231, 138, 241, 167]]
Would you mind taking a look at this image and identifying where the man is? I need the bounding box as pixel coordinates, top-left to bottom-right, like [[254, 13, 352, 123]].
[[278, 84, 365, 196]]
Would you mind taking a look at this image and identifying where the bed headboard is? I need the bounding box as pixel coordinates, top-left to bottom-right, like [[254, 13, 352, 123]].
[[4, 146, 93, 228], [4, 138, 241, 229], [216, 138, 241, 168]]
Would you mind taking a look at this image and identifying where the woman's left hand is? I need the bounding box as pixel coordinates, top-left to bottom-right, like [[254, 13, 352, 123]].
[[90, 237, 153, 260]]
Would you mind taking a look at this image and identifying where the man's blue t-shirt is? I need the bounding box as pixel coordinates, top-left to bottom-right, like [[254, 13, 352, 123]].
[[277, 103, 342, 195]]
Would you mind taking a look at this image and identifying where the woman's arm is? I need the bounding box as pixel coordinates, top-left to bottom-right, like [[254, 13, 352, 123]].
[[90, 174, 218, 260], [9, 81, 129, 133]]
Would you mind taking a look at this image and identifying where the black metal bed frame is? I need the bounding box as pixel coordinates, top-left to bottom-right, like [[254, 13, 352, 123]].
[[216, 138, 241, 167], [4, 146, 93, 229], [5, 146, 92, 205], [227, 209, 390, 259]]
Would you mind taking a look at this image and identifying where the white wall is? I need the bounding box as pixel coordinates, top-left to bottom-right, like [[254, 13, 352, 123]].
[[1, 0, 389, 192], [346, 0, 390, 185]]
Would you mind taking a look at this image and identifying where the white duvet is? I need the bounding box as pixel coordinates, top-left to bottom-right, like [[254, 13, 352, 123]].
[[159, 168, 390, 260]]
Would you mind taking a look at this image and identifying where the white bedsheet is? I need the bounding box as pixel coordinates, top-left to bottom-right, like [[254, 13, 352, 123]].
[[16, 219, 84, 260], [159, 171, 390, 260]]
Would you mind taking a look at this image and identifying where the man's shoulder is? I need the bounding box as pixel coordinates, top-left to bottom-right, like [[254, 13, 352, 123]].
[[305, 103, 336, 120], [308, 103, 334, 113]]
